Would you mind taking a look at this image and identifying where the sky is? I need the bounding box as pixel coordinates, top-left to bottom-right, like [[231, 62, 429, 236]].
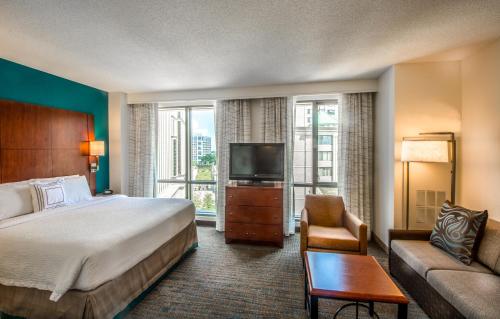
[[191, 109, 216, 151]]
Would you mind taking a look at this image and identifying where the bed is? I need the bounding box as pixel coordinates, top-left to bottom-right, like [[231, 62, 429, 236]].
[[0, 194, 198, 319], [0, 100, 198, 318]]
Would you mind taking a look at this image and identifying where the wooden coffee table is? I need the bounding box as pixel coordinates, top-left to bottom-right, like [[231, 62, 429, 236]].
[[304, 251, 409, 319]]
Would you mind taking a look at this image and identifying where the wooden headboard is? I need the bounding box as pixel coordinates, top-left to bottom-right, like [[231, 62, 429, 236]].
[[0, 99, 96, 194]]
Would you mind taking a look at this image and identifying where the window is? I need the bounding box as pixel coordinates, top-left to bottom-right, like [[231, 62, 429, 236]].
[[157, 106, 216, 216], [293, 99, 339, 218], [318, 135, 332, 145], [319, 167, 332, 176], [318, 151, 332, 161]]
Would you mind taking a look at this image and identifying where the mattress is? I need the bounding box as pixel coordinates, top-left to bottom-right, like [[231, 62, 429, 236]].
[[0, 195, 195, 301]]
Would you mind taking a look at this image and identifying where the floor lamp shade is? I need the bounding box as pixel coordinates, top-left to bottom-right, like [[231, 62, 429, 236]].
[[401, 140, 449, 163]]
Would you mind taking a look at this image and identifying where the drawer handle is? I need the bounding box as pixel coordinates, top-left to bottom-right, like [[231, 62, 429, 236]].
[[228, 195, 233, 198], [273, 197, 279, 200]]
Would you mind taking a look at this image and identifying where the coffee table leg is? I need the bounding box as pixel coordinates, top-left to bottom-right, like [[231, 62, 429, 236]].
[[310, 296, 318, 319], [369, 301, 374, 317], [397, 303, 408, 319], [304, 274, 307, 309]]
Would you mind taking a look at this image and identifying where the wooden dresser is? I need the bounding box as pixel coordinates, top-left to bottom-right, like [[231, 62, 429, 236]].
[[225, 184, 283, 247]]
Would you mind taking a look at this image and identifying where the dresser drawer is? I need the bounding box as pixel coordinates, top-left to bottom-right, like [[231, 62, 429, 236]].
[[225, 223, 282, 242], [226, 187, 282, 207], [226, 205, 282, 225]]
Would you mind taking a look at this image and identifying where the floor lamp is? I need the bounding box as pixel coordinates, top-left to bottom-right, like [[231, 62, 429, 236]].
[[401, 132, 456, 230]]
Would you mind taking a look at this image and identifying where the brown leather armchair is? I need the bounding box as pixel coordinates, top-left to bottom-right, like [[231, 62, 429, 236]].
[[300, 195, 367, 257]]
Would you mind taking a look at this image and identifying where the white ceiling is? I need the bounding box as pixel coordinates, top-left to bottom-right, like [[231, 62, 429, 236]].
[[1, 0, 500, 93]]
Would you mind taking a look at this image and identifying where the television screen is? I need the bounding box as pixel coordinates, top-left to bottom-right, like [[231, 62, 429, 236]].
[[229, 143, 284, 181]]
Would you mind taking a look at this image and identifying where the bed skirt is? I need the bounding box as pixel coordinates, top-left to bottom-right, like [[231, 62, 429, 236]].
[[0, 221, 198, 319]]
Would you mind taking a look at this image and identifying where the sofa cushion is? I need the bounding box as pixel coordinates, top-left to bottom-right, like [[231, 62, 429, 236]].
[[430, 201, 488, 265], [308, 225, 359, 251], [477, 219, 500, 274], [427, 270, 500, 319], [305, 195, 344, 227], [391, 240, 492, 279]]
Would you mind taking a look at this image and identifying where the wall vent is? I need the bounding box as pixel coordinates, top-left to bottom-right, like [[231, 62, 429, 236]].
[[415, 190, 446, 224]]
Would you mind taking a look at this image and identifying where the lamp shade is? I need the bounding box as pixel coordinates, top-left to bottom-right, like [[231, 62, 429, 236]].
[[89, 141, 105, 156], [401, 140, 449, 162]]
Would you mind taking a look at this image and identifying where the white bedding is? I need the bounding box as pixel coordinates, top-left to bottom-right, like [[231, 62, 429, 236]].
[[0, 195, 195, 302]]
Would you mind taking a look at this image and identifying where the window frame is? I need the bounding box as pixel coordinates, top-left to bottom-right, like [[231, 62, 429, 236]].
[[293, 99, 339, 218], [156, 105, 216, 217]]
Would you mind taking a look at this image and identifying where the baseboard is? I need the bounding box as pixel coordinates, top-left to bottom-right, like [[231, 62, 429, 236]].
[[372, 231, 389, 254]]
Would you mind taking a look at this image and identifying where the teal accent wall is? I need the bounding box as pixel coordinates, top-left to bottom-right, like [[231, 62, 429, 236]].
[[0, 58, 109, 192]]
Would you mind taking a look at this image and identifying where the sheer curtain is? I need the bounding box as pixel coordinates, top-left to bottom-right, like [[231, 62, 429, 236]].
[[127, 103, 158, 197], [262, 97, 295, 235], [337, 93, 375, 237], [215, 99, 252, 231]]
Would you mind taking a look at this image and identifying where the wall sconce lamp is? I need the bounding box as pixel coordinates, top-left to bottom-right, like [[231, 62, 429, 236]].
[[89, 141, 105, 173], [401, 132, 456, 229]]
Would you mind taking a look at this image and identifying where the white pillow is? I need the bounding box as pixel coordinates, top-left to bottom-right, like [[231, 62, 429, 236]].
[[30, 180, 68, 212], [0, 180, 34, 220], [63, 175, 92, 204]]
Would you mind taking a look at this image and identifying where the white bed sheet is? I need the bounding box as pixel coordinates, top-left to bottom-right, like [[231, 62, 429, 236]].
[[0, 195, 195, 301]]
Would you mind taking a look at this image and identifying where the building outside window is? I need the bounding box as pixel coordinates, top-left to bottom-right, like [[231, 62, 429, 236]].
[[318, 135, 333, 145], [157, 105, 217, 216], [293, 98, 339, 218], [318, 151, 332, 161]]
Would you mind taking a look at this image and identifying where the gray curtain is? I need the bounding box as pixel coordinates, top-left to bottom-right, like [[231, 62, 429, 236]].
[[262, 97, 295, 235], [128, 103, 158, 197], [215, 99, 252, 231], [337, 93, 374, 237]]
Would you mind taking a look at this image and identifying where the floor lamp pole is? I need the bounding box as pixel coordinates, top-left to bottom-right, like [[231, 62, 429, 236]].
[[405, 161, 410, 230]]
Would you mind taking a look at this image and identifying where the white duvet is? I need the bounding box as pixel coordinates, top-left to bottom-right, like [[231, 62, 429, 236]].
[[0, 195, 195, 302]]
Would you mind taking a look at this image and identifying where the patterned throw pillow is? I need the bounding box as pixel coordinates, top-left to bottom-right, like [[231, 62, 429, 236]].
[[430, 201, 488, 265], [30, 179, 68, 212]]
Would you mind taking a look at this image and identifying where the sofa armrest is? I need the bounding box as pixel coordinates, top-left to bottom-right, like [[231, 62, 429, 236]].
[[388, 229, 432, 250], [300, 208, 309, 258], [345, 212, 368, 255]]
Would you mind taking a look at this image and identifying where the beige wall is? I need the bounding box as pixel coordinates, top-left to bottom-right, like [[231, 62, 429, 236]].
[[460, 39, 500, 220], [108, 92, 128, 194], [394, 62, 462, 230], [128, 79, 377, 103], [374, 67, 395, 245], [375, 61, 462, 245]]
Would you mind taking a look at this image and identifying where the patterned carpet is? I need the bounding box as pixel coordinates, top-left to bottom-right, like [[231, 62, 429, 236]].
[[126, 226, 428, 318]]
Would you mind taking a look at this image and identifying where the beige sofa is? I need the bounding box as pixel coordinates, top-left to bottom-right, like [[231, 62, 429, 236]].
[[389, 219, 500, 319]]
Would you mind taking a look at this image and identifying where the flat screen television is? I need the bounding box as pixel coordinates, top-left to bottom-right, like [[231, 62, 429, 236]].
[[229, 143, 284, 181]]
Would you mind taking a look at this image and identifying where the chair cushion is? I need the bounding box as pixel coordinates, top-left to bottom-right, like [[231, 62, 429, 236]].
[[427, 270, 500, 319], [430, 201, 488, 265], [307, 225, 359, 252], [305, 195, 344, 227], [391, 240, 492, 279], [477, 219, 500, 274]]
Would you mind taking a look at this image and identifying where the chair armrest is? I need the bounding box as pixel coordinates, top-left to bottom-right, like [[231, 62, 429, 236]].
[[345, 212, 368, 255], [388, 229, 432, 250], [300, 208, 309, 258]]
